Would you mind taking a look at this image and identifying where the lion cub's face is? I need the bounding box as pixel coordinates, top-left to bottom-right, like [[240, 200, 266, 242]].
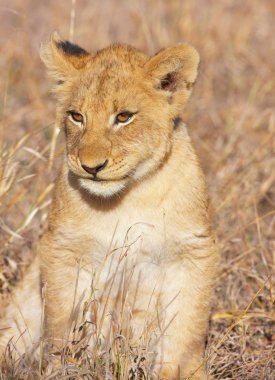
[[42, 34, 199, 197]]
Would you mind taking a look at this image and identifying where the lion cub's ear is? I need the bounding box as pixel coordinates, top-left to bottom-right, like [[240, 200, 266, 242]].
[[40, 32, 90, 83], [145, 44, 200, 105]]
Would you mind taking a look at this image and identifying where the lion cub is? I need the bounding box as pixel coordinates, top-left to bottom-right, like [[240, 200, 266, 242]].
[[0, 34, 218, 379]]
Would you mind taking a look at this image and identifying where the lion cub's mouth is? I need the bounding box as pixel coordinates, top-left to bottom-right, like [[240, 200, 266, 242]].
[[76, 171, 131, 184], [87, 174, 130, 183], [89, 176, 106, 182]]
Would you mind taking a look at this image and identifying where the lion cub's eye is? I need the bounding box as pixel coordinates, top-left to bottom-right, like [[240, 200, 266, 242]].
[[115, 111, 134, 124], [67, 111, 84, 125]]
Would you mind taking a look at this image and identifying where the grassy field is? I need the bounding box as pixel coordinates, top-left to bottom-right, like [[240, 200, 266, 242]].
[[0, 0, 274, 379]]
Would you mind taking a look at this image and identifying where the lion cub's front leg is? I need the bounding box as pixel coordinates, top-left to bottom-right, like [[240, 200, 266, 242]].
[[157, 247, 216, 380], [39, 233, 91, 359]]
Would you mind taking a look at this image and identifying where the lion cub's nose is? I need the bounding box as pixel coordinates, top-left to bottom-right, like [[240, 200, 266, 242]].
[[81, 159, 108, 175]]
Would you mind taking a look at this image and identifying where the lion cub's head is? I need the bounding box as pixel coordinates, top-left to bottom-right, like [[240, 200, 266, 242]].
[[41, 33, 199, 197]]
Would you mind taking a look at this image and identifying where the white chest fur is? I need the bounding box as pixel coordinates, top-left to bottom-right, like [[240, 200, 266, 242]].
[[82, 204, 168, 267]]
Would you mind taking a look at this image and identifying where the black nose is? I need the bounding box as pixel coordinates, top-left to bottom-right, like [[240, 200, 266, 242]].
[[82, 159, 108, 175]]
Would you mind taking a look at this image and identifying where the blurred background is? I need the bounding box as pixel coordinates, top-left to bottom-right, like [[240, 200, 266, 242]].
[[0, 1, 274, 378]]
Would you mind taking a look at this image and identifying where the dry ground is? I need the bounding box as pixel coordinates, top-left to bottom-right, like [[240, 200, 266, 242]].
[[0, 0, 274, 379]]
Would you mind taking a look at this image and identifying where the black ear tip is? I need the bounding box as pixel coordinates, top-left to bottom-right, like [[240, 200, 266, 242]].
[[57, 40, 88, 56]]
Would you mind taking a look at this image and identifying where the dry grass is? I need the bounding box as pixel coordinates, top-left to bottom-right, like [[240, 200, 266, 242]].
[[0, 0, 274, 379]]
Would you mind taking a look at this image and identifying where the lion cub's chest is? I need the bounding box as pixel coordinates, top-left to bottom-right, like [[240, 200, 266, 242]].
[[70, 206, 171, 300], [85, 207, 168, 267]]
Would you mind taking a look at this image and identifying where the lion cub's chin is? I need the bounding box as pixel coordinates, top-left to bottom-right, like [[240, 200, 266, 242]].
[[78, 178, 127, 198]]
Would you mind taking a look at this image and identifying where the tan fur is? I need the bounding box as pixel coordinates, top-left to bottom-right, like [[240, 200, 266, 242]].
[[0, 34, 218, 379], [0, 257, 41, 356]]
